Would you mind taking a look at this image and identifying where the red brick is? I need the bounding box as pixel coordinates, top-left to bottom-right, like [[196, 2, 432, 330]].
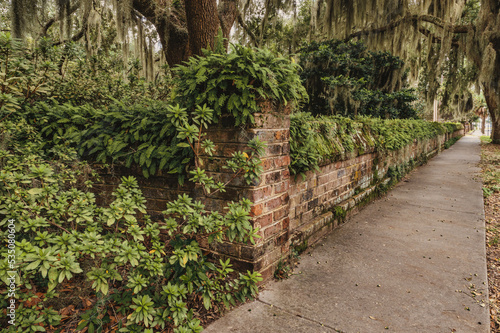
[[295, 203, 306, 215], [215, 242, 240, 257], [246, 186, 272, 203], [250, 203, 263, 217], [241, 244, 264, 261], [282, 143, 290, 154], [318, 174, 330, 185], [258, 265, 274, 284], [282, 217, 290, 230], [275, 155, 291, 168], [265, 197, 282, 211], [273, 207, 289, 221], [274, 129, 290, 141], [302, 210, 313, 223], [260, 158, 274, 171], [266, 144, 282, 156], [276, 231, 288, 246], [280, 193, 289, 205], [255, 213, 273, 228], [274, 180, 289, 194], [264, 223, 281, 239], [265, 170, 282, 184]]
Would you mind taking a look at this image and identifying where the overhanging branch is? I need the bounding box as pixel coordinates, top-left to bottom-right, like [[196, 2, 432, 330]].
[[236, 9, 258, 47], [418, 27, 460, 47], [345, 14, 471, 41], [40, 0, 82, 37]]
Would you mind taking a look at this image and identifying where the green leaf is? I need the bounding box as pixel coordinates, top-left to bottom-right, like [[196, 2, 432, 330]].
[[28, 188, 43, 195], [100, 281, 109, 295], [25, 260, 41, 271]]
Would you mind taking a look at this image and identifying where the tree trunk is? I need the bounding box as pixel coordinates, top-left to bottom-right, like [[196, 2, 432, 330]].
[[133, 0, 190, 67], [481, 113, 486, 134], [484, 85, 500, 143], [218, 0, 239, 50], [134, 0, 237, 66], [477, 0, 500, 142], [184, 0, 220, 57], [11, 0, 24, 39]]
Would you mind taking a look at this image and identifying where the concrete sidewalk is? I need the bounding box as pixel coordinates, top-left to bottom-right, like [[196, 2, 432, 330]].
[[205, 133, 489, 333]]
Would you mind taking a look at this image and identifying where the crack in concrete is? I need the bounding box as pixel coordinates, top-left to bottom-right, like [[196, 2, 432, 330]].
[[256, 298, 345, 333]]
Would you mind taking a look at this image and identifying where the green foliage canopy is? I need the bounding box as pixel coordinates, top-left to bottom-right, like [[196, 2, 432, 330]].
[[299, 39, 417, 119]]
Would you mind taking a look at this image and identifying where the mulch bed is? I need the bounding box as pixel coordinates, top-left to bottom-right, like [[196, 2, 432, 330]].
[[480, 140, 500, 331]]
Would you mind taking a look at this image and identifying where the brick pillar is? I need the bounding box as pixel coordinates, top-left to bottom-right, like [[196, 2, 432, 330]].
[[202, 100, 291, 282]]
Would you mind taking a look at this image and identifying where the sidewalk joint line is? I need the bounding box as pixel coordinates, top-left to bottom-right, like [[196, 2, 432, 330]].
[[385, 200, 483, 216]]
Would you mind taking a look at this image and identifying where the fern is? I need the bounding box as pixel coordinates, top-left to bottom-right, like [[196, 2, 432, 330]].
[[172, 44, 308, 126]]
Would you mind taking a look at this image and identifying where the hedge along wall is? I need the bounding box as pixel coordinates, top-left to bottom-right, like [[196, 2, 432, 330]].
[[95, 104, 463, 282]]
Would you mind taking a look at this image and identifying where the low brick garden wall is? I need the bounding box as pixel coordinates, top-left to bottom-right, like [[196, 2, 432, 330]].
[[288, 131, 462, 251], [94, 106, 464, 282]]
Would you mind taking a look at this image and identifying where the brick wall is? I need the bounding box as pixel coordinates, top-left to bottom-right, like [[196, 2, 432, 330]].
[[288, 129, 463, 250], [200, 100, 292, 281], [94, 164, 195, 220], [94, 110, 463, 283]]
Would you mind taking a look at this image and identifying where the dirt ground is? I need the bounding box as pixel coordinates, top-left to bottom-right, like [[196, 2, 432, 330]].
[[480, 139, 500, 331]]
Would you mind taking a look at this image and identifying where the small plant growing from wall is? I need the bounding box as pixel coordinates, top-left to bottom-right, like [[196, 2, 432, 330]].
[[333, 206, 347, 223]]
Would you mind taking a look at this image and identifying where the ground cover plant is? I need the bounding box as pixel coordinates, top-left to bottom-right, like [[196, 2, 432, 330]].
[[0, 103, 264, 332]]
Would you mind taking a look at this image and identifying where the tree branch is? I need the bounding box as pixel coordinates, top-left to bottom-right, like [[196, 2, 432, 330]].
[[52, 2, 91, 46], [236, 9, 258, 47], [52, 25, 87, 46], [345, 14, 472, 41], [40, 0, 82, 37], [418, 27, 460, 47]]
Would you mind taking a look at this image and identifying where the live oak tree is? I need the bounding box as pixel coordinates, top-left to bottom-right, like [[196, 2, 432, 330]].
[[307, 0, 500, 142], [8, 0, 302, 65], [8, 0, 241, 66], [8, 0, 500, 141]]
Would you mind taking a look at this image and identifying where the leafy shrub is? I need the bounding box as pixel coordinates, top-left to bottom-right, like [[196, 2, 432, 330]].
[[290, 112, 463, 175], [299, 39, 417, 118], [4, 39, 309, 183], [20, 101, 193, 181], [172, 44, 308, 125], [0, 31, 171, 113], [444, 136, 461, 149], [0, 103, 263, 332]]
